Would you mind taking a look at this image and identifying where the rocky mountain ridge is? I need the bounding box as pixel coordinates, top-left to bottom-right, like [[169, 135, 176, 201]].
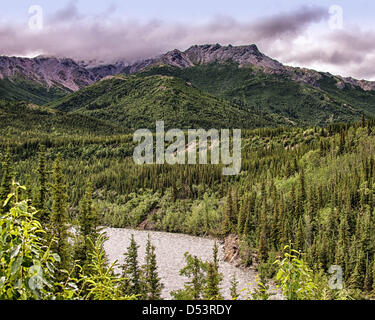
[[1, 44, 374, 93]]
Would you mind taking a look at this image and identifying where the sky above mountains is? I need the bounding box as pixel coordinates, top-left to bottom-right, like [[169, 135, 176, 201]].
[[1, 0, 374, 80]]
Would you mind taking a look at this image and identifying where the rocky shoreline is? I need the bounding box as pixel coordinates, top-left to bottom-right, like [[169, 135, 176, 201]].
[[102, 227, 282, 300]]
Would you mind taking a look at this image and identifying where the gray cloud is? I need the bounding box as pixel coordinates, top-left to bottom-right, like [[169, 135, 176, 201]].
[[279, 27, 375, 79], [0, 3, 374, 79], [251, 6, 328, 39], [51, 0, 83, 22], [0, 5, 329, 60]]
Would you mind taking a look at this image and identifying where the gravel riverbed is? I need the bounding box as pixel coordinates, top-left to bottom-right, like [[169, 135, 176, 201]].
[[102, 227, 281, 300]]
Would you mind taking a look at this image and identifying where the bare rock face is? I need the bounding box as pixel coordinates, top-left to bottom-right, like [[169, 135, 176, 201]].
[[1, 43, 375, 95], [185, 44, 284, 71], [0, 56, 95, 91], [126, 44, 285, 75], [336, 76, 375, 91], [0, 55, 127, 92], [223, 234, 242, 267], [285, 66, 323, 87]]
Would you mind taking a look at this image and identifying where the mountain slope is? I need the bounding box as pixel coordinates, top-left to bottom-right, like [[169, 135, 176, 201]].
[[0, 56, 127, 104], [0, 100, 124, 135], [0, 77, 67, 105], [126, 44, 375, 92], [48, 74, 289, 130], [1, 44, 375, 129], [138, 62, 367, 126]]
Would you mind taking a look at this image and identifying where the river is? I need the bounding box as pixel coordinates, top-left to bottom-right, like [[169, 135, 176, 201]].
[[103, 227, 282, 300]]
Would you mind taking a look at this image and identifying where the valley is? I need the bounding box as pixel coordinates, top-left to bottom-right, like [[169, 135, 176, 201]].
[[102, 227, 281, 300], [1, 44, 375, 300]]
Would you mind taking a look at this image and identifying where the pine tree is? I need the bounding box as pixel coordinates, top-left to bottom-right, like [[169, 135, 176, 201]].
[[362, 114, 366, 128], [335, 213, 349, 272], [74, 183, 99, 272], [258, 199, 268, 263], [222, 188, 233, 235], [213, 240, 219, 271], [143, 235, 163, 300], [236, 196, 247, 235], [203, 262, 222, 300], [0, 146, 12, 214], [295, 217, 305, 251], [50, 154, 71, 279], [204, 240, 223, 299], [364, 257, 372, 292], [338, 130, 345, 155], [35, 145, 49, 224], [191, 256, 205, 300], [121, 234, 142, 296]]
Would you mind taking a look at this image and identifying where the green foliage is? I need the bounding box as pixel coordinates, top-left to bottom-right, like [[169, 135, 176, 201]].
[[49, 74, 289, 130], [0, 146, 12, 214], [0, 185, 59, 299], [81, 235, 135, 300], [230, 274, 239, 300], [0, 77, 67, 105], [172, 242, 223, 300], [141, 62, 372, 126], [171, 253, 208, 300], [50, 154, 71, 279], [142, 235, 164, 300], [3, 105, 375, 299], [249, 276, 273, 300], [0, 100, 124, 135], [35, 145, 48, 224], [274, 244, 320, 300], [74, 183, 99, 273], [121, 235, 142, 296]]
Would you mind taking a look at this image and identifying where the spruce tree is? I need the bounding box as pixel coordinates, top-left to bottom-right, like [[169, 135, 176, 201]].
[[258, 199, 268, 263], [237, 196, 247, 235], [74, 183, 99, 272], [191, 256, 204, 300], [35, 145, 49, 224], [222, 188, 233, 236], [203, 262, 222, 300], [204, 240, 223, 299], [121, 235, 142, 296], [0, 146, 12, 214], [295, 217, 305, 251], [50, 154, 71, 279], [143, 235, 163, 300]]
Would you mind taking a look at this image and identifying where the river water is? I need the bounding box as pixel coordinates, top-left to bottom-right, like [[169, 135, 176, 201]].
[[103, 227, 281, 300]]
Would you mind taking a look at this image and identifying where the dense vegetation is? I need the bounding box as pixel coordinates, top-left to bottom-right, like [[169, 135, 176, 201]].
[[2, 58, 375, 300], [48, 63, 374, 129], [48, 74, 287, 130], [1, 115, 375, 299], [0, 100, 125, 136], [139, 62, 375, 126], [0, 77, 67, 105]]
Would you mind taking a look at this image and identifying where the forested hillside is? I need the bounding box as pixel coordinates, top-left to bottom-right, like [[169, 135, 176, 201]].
[[2, 45, 375, 129], [1, 117, 375, 299], [139, 62, 375, 126], [1, 44, 375, 300], [0, 100, 125, 135], [47, 74, 288, 130]]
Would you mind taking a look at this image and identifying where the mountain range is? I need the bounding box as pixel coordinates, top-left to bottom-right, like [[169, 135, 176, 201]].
[[1, 44, 375, 132]]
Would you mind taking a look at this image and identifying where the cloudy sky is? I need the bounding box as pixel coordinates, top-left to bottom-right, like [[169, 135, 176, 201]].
[[1, 0, 374, 80]]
